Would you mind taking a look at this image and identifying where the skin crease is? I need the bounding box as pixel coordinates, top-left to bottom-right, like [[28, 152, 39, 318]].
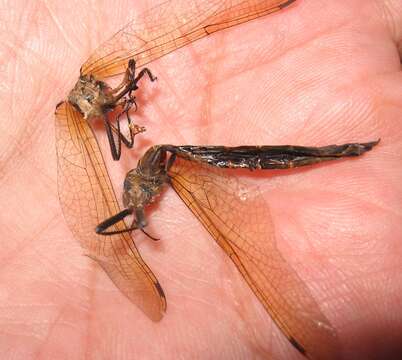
[[0, 0, 402, 359]]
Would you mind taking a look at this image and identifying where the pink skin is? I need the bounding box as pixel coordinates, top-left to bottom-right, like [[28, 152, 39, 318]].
[[1, 0, 402, 359]]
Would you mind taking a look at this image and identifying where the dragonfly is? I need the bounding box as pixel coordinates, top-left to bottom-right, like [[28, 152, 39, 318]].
[[96, 140, 379, 360], [55, 0, 296, 322], [62, 0, 296, 160]]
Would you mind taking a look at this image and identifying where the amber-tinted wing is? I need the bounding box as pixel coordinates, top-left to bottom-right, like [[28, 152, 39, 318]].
[[55, 102, 166, 321], [81, 0, 295, 79], [169, 158, 340, 359]]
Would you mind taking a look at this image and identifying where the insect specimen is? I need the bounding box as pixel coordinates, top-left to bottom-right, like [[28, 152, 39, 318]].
[[62, 0, 296, 160], [55, 0, 297, 321], [96, 141, 379, 360]]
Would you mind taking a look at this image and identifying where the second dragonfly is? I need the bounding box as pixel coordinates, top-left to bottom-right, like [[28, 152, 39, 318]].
[[96, 139, 379, 360]]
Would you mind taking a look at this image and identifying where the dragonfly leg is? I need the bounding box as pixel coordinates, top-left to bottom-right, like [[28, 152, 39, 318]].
[[140, 228, 160, 241], [109, 61, 133, 95], [134, 208, 160, 241], [95, 207, 159, 240], [128, 58, 157, 83], [104, 60, 155, 154], [112, 97, 146, 149], [96, 208, 135, 235], [133, 67, 157, 85], [109, 59, 142, 95], [111, 59, 157, 104], [103, 114, 122, 160]]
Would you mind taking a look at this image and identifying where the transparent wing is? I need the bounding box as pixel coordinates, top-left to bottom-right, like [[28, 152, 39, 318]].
[[81, 0, 295, 79], [169, 157, 340, 359], [55, 102, 166, 321]]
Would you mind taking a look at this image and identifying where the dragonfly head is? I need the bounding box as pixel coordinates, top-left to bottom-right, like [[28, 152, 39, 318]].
[[123, 169, 151, 210], [123, 166, 167, 213], [68, 74, 113, 119]]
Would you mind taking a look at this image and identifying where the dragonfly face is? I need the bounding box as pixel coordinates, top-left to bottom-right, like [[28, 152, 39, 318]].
[[122, 167, 167, 214], [123, 146, 169, 218], [68, 74, 113, 119]]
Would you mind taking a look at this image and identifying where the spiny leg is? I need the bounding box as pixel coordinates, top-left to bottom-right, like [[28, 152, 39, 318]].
[[103, 114, 122, 161], [106, 60, 156, 155], [95, 208, 133, 235], [109, 59, 136, 95], [115, 97, 145, 148], [104, 106, 145, 160], [113, 60, 157, 103], [96, 205, 160, 241], [133, 67, 157, 85]]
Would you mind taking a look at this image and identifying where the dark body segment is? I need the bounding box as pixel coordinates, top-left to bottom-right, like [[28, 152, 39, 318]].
[[169, 141, 379, 169]]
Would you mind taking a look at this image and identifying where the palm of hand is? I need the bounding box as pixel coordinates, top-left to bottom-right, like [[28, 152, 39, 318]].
[[1, 1, 401, 359]]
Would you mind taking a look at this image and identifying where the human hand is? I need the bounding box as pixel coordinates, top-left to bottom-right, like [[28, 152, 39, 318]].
[[1, 1, 401, 359]]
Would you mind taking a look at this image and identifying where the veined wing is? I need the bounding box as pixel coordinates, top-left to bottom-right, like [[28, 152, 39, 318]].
[[55, 102, 166, 321], [81, 0, 295, 79], [169, 157, 340, 359]]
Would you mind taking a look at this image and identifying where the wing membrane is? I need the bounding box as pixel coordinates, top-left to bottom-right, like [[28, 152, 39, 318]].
[[81, 0, 295, 79], [55, 102, 166, 320], [169, 157, 340, 359]]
